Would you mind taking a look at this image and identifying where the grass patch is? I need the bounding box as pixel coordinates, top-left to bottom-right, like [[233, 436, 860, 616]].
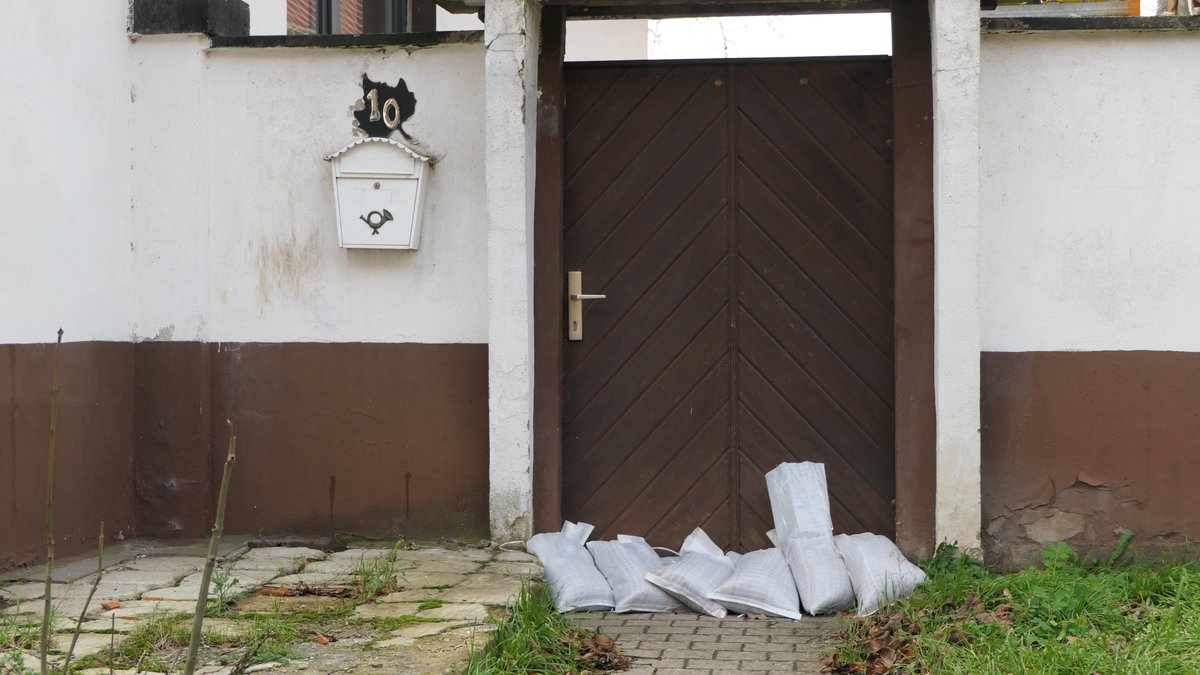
[[352, 539, 407, 602], [422, 584, 456, 590], [465, 582, 628, 674], [72, 608, 316, 672], [825, 539, 1200, 674], [417, 599, 445, 611], [361, 615, 446, 631], [1, 611, 44, 651]]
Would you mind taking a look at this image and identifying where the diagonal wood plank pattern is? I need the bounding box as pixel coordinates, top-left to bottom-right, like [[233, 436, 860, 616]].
[[562, 60, 894, 552]]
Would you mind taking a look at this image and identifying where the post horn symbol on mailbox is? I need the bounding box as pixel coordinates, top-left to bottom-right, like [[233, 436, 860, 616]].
[[359, 209, 394, 235]]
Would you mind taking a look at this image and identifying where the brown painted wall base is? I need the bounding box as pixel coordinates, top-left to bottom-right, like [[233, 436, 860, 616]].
[[983, 351, 1200, 566], [1, 343, 138, 571], [3, 341, 489, 571]]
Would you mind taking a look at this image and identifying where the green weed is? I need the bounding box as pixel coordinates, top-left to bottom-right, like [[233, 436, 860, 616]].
[[0, 611, 43, 651], [206, 568, 240, 617], [465, 582, 627, 674], [826, 542, 1200, 674], [417, 599, 444, 611], [352, 539, 407, 602]]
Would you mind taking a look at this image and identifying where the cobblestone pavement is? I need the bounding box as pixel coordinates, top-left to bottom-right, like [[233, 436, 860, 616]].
[[570, 611, 839, 674]]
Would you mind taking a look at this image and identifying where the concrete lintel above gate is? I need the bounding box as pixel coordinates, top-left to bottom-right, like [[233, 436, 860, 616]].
[[542, 0, 890, 20]]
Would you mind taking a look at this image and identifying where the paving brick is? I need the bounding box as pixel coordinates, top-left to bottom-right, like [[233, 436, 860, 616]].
[[662, 649, 708, 660], [740, 660, 788, 670], [622, 648, 662, 659], [684, 659, 728, 669], [653, 659, 687, 669], [646, 624, 692, 634], [718, 633, 768, 643]]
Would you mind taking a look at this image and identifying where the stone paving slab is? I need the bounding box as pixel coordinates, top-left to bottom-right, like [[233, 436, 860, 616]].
[[395, 570, 467, 589], [569, 611, 837, 674], [480, 560, 542, 576], [439, 573, 521, 605], [0, 581, 68, 603], [12, 536, 253, 583], [119, 555, 207, 573], [242, 546, 325, 562], [418, 602, 489, 622], [406, 559, 484, 575]]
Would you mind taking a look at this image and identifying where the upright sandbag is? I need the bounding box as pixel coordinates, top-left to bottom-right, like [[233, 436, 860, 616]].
[[766, 462, 834, 536], [587, 536, 683, 613], [766, 463, 854, 614], [779, 533, 854, 614], [526, 521, 614, 613], [645, 528, 735, 618], [835, 533, 926, 616], [706, 548, 803, 620]]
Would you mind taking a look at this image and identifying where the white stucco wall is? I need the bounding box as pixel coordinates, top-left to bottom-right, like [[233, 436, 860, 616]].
[[1, 1, 488, 346], [0, 1, 135, 344], [164, 42, 487, 344], [981, 31, 1200, 353]]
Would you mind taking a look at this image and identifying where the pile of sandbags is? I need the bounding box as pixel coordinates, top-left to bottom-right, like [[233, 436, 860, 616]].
[[527, 461, 925, 618]]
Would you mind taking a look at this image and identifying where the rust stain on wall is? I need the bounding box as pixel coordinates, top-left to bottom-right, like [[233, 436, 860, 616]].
[[982, 351, 1200, 567], [256, 230, 320, 305]]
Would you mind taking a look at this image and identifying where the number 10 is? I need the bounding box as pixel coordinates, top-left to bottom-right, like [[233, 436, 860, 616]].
[[366, 88, 403, 130]]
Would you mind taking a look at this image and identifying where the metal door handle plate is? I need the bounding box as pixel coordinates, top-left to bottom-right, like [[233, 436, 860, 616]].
[[567, 271, 604, 341]]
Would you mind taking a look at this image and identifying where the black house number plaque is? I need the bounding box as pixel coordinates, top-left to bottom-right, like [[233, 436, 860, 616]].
[[354, 74, 416, 140]]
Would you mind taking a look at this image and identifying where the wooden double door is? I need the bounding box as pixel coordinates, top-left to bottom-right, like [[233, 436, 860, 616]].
[[561, 59, 895, 551]]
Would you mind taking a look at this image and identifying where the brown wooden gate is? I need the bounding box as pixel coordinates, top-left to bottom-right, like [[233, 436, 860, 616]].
[[561, 59, 894, 552]]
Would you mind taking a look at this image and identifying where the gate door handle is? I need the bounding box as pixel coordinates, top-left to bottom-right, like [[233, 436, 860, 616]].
[[567, 271, 605, 341]]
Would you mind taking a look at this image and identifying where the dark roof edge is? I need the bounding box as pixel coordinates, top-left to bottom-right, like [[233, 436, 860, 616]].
[[210, 30, 483, 49], [983, 15, 1200, 33]]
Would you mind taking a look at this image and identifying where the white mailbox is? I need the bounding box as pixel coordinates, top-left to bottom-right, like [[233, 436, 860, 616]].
[[325, 137, 433, 249]]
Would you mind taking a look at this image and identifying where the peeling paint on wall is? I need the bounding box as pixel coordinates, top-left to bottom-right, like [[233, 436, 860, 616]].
[[982, 351, 1200, 566]]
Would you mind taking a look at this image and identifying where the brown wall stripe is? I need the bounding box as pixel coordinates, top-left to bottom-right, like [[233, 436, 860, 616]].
[[983, 351, 1200, 566], [3, 341, 489, 571]]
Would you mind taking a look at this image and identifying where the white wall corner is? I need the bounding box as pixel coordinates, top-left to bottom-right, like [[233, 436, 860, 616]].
[[930, 0, 982, 552], [485, 0, 540, 543]]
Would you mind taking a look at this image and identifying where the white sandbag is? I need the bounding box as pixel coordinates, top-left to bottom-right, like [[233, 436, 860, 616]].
[[779, 533, 855, 615], [644, 528, 735, 618], [587, 537, 683, 613], [706, 549, 803, 620], [678, 527, 725, 559], [835, 533, 926, 616], [526, 521, 614, 613], [766, 463, 854, 614], [646, 553, 734, 618], [765, 462, 834, 538]]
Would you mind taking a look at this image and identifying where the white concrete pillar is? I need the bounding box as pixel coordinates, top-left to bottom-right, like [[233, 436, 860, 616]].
[[485, 0, 540, 543], [930, 0, 982, 551]]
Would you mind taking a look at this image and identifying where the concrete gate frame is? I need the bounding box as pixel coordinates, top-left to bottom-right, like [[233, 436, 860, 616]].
[[484, 0, 984, 557]]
